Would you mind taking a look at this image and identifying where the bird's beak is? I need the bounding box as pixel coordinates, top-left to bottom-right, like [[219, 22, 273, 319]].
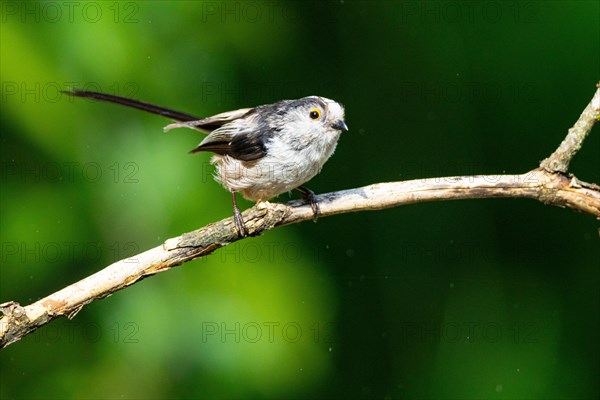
[[331, 120, 348, 132]]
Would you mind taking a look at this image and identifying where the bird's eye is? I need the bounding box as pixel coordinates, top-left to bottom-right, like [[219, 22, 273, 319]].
[[309, 109, 321, 120]]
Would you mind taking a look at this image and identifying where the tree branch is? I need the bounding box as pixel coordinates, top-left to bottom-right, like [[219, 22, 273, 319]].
[[540, 83, 600, 172], [2, 84, 599, 349]]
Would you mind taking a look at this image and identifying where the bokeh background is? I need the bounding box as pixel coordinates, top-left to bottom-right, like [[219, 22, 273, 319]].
[[1, 1, 599, 399]]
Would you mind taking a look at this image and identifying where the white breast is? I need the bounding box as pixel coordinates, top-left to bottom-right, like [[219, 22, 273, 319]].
[[212, 130, 341, 201]]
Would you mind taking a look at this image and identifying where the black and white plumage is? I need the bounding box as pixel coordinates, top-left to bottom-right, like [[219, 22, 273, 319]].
[[64, 90, 348, 235]]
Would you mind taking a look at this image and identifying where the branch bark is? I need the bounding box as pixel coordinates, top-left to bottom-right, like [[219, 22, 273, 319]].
[[2, 84, 599, 349]]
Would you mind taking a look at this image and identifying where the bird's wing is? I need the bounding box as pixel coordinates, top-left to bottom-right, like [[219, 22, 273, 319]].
[[190, 125, 238, 155], [190, 120, 268, 162], [163, 108, 254, 133]]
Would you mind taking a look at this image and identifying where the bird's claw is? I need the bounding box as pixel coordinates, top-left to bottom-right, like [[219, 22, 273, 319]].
[[298, 186, 321, 222]]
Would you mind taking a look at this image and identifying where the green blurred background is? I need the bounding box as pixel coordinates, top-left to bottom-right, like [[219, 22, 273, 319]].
[[1, 1, 599, 399]]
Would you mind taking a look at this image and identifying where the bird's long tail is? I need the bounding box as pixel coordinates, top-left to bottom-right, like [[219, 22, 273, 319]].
[[62, 90, 200, 122]]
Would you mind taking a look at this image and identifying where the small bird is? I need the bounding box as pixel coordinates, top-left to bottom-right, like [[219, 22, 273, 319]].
[[63, 90, 348, 236]]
